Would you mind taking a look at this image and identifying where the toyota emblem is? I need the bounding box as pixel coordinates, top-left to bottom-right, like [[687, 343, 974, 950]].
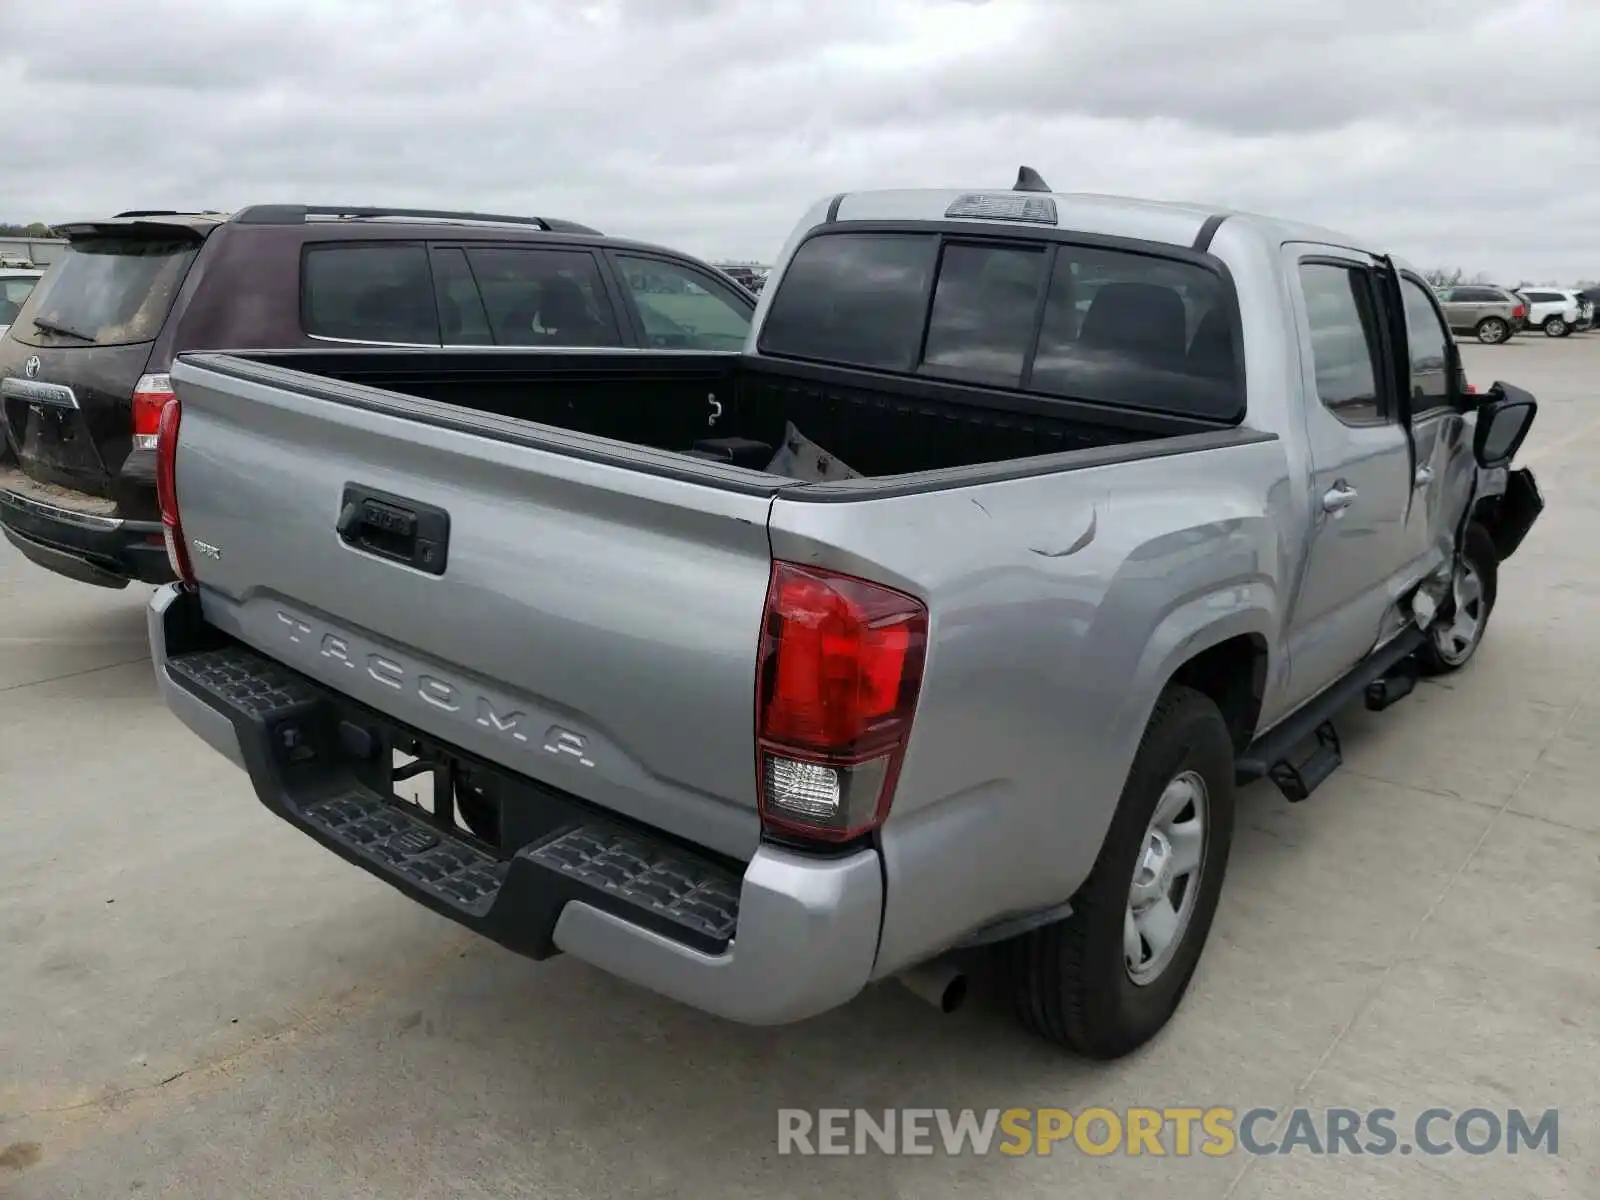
[[23, 356, 40, 379]]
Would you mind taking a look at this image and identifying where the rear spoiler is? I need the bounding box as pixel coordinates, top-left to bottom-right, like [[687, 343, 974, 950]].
[[54, 217, 219, 242]]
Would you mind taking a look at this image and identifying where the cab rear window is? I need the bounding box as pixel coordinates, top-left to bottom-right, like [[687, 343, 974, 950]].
[[758, 230, 1244, 422], [9, 237, 199, 348]]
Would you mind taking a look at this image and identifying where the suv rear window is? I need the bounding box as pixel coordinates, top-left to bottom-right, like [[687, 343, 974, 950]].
[[758, 231, 1242, 420], [9, 237, 198, 348]]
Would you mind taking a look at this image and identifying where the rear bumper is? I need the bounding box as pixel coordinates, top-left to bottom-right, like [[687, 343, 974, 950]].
[[148, 583, 883, 1025], [0, 477, 174, 588]]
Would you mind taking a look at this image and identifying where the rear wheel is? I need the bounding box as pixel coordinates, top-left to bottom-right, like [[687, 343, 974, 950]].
[[1476, 317, 1510, 345], [1002, 685, 1235, 1059], [1418, 524, 1499, 675], [1543, 316, 1569, 338]]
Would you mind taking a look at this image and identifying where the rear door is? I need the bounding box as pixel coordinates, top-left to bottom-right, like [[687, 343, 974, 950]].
[[1442, 286, 1485, 331], [1281, 249, 1415, 709], [0, 227, 202, 498]]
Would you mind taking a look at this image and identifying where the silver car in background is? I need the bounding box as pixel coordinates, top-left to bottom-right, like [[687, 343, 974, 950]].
[[1435, 283, 1526, 344]]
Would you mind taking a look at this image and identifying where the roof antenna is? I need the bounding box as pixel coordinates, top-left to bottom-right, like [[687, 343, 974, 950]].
[[1013, 165, 1051, 193]]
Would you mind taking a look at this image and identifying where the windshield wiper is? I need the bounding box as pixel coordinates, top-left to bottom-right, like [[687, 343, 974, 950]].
[[31, 317, 95, 342]]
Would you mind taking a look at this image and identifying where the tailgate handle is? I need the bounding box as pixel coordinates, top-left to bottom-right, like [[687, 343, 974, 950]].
[[336, 484, 450, 576]]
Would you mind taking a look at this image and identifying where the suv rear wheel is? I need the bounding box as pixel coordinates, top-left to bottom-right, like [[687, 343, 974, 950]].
[[1002, 685, 1235, 1059], [1542, 315, 1569, 338], [1476, 317, 1510, 344]]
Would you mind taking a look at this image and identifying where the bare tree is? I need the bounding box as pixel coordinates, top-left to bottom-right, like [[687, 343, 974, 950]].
[[1423, 267, 1464, 287]]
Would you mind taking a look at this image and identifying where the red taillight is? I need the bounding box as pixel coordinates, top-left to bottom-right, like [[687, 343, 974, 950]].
[[755, 561, 927, 843], [132, 373, 174, 451], [154, 395, 195, 588], [1512, 305, 1526, 319]]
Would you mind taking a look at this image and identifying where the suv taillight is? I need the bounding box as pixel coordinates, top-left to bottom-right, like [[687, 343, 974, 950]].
[[755, 562, 927, 844], [1512, 304, 1526, 319], [132, 373, 174, 451], [154, 394, 195, 588]]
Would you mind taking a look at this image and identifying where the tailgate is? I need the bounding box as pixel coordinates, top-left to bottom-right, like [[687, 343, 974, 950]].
[[169, 356, 778, 860]]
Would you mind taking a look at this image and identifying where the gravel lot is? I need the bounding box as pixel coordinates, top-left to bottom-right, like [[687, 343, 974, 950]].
[[2, 337, 1596, 1199]]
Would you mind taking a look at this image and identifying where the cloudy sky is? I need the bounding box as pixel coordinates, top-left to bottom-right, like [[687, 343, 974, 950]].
[[3, 0, 1596, 282]]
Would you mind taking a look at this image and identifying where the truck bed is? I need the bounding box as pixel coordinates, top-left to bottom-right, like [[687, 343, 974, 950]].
[[194, 347, 1223, 482]]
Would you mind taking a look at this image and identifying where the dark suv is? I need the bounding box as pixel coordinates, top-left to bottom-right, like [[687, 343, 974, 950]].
[[0, 205, 758, 588]]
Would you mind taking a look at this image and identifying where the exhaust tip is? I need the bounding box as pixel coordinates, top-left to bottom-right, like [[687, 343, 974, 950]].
[[897, 959, 969, 1014], [938, 973, 969, 1014]]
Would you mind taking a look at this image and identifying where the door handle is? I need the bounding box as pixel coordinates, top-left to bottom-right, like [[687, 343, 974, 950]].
[[1414, 466, 1434, 488], [1322, 484, 1358, 514]]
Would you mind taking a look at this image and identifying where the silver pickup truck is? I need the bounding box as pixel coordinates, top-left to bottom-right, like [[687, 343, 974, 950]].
[[148, 174, 1544, 1059]]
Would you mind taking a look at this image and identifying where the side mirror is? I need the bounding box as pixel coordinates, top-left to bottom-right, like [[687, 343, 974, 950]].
[[1473, 381, 1537, 469]]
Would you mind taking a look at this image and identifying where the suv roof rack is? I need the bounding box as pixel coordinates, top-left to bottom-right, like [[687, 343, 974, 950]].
[[229, 204, 602, 236], [112, 209, 229, 219]]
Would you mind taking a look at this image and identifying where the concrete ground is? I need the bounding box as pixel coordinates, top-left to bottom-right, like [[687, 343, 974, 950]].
[[1, 338, 1596, 1199]]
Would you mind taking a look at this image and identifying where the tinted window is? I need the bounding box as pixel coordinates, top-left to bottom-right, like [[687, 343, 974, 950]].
[[920, 243, 1046, 386], [1031, 248, 1242, 419], [1524, 291, 1561, 304], [616, 255, 751, 352], [758, 233, 938, 370], [303, 243, 438, 344], [1457, 287, 1504, 303], [430, 247, 492, 345], [9, 238, 198, 348], [1299, 263, 1384, 425], [1400, 278, 1451, 414], [465, 247, 620, 347]]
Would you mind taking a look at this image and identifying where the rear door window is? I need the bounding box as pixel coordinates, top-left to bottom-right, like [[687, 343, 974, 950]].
[[1298, 263, 1386, 426], [614, 255, 752, 351], [464, 247, 621, 347], [302, 243, 439, 345], [758, 233, 939, 370], [9, 238, 198, 348]]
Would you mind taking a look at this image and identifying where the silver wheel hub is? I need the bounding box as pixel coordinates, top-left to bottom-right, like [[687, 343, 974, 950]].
[[1125, 769, 1208, 986], [1432, 559, 1485, 665]]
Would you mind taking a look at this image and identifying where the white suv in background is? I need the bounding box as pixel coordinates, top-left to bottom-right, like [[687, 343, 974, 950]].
[[0, 267, 45, 339], [1516, 288, 1586, 338]]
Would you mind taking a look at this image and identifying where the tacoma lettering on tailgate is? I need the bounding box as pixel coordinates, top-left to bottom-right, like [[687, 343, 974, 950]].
[[273, 609, 594, 767]]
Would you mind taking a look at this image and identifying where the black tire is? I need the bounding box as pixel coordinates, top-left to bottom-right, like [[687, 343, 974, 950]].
[[1002, 685, 1236, 1059], [1543, 316, 1568, 338], [1476, 317, 1510, 344], [1417, 523, 1499, 675]]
